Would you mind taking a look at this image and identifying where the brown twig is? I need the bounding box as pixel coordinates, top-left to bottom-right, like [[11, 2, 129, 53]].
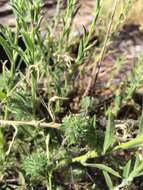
[[0, 119, 60, 129]]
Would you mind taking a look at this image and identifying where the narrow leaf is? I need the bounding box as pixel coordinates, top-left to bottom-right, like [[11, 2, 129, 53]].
[[76, 38, 84, 64], [83, 163, 121, 178], [103, 109, 115, 154], [114, 134, 143, 151], [123, 159, 132, 178], [0, 35, 13, 63], [129, 162, 143, 179], [22, 32, 34, 51], [139, 111, 143, 135], [103, 171, 114, 189], [12, 45, 29, 66]]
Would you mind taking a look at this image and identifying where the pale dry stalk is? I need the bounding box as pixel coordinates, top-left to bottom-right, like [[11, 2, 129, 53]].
[[83, 0, 120, 97]]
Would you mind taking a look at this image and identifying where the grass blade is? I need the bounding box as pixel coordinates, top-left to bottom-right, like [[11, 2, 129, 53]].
[[123, 159, 132, 179], [114, 134, 143, 151], [103, 171, 114, 189], [103, 109, 115, 154], [83, 163, 121, 178]]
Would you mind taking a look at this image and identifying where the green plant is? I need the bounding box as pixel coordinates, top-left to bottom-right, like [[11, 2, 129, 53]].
[[61, 114, 89, 146], [1, 0, 143, 189], [22, 151, 48, 180]]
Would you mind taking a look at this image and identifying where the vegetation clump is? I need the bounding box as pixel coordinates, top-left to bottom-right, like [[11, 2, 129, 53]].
[[1, 0, 143, 189]]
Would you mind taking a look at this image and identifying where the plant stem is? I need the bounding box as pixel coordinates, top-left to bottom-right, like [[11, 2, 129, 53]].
[[84, 0, 119, 97]]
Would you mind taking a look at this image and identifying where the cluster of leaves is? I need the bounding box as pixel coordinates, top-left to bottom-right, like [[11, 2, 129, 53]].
[[61, 114, 89, 146], [22, 151, 48, 181]]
